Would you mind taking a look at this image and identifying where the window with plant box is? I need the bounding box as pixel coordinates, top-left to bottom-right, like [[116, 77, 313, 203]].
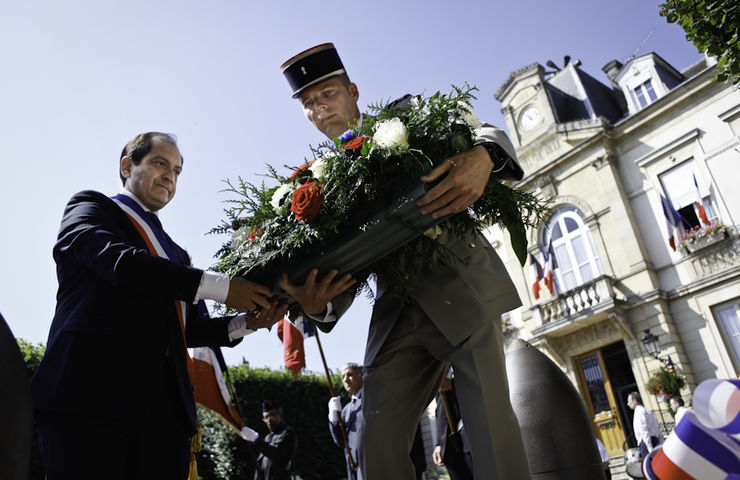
[[659, 159, 718, 232]]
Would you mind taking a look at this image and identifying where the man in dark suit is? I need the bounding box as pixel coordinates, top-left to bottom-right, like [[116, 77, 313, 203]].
[[30, 132, 287, 479], [279, 44, 532, 479], [242, 400, 297, 480], [433, 374, 473, 480], [328, 362, 364, 480]]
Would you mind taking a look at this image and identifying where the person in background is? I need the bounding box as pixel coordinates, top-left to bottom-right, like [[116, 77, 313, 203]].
[[242, 400, 297, 480], [670, 396, 689, 427], [328, 363, 364, 480], [433, 373, 473, 480], [595, 437, 611, 480], [627, 391, 663, 458]]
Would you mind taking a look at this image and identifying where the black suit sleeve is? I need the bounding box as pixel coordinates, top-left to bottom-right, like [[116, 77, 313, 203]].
[[55, 191, 203, 302]]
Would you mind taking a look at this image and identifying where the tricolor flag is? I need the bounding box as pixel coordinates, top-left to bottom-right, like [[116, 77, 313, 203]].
[[191, 345, 244, 433], [529, 253, 543, 300], [539, 245, 554, 295], [277, 316, 315, 375], [660, 194, 684, 251], [693, 172, 710, 226], [643, 379, 740, 479]]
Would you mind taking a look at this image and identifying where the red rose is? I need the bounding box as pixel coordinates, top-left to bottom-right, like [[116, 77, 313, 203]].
[[344, 135, 368, 151], [290, 180, 324, 222]]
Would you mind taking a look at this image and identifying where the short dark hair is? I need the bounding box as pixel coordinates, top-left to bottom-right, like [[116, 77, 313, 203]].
[[671, 396, 684, 407], [628, 391, 642, 404], [119, 132, 182, 186]]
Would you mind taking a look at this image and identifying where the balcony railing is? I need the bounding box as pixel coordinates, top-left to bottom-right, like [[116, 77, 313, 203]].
[[533, 275, 621, 335]]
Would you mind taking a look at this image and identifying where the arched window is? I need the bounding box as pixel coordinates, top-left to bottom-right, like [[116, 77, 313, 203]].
[[544, 206, 602, 292]]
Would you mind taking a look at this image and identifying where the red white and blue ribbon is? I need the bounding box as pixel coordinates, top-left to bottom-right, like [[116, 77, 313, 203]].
[[643, 379, 740, 479], [111, 193, 189, 333]]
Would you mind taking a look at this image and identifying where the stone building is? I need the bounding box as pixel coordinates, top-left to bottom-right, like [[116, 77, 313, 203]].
[[489, 51, 740, 457]]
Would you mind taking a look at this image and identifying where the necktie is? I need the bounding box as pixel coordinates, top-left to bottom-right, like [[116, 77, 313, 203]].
[[146, 211, 163, 231]]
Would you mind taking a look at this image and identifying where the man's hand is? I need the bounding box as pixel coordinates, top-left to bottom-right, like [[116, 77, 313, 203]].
[[328, 396, 342, 423], [432, 445, 444, 466], [245, 301, 288, 330], [225, 277, 272, 312], [279, 268, 355, 315], [417, 145, 493, 218]]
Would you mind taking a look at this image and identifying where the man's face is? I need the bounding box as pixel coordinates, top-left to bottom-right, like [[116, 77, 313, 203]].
[[263, 409, 283, 432], [299, 76, 361, 139], [341, 367, 363, 396], [670, 398, 680, 413], [121, 139, 182, 211], [627, 396, 637, 410]]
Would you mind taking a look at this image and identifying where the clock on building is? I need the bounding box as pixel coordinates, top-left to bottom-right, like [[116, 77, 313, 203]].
[[519, 105, 541, 131]]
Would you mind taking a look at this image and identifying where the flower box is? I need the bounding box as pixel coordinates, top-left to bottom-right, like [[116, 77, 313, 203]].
[[681, 222, 728, 253]]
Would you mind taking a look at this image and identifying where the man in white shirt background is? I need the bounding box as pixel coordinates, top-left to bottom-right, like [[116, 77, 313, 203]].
[[627, 391, 663, 458]]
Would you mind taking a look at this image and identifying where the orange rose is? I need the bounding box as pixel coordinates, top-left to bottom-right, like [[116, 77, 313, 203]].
[[290, 180, 323, 222]]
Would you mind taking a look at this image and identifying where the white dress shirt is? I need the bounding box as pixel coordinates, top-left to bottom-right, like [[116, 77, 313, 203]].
[[633, 404, 662, 450]]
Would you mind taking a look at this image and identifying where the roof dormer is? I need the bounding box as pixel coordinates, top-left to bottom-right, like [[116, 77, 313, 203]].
[[612, 52, 685, 114]]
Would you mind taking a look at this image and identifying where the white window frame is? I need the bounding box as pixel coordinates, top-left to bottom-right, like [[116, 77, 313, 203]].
[[544, 206, 602, 292], [713, 300, 740, 372]]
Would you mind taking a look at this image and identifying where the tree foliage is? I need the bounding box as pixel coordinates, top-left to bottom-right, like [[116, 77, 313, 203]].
[[196, 365, 348, 480], [660, 0, 740, 84]]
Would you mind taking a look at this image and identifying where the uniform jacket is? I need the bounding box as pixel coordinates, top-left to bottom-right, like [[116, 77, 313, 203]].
[[319, 122, 524, 366], [254, 422, 297, 480], [30, 190, 238, 434]]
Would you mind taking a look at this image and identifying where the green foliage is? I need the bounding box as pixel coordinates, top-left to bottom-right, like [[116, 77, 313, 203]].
[[197, 365, 347, 480], [660, 0, 740, 84], [646, 365, 686, 411], [16, 338, 46, 375], [16, 339, 47, 480]]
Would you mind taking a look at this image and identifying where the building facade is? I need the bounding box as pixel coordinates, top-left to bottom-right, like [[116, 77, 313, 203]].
[[489, 52, 740, 456]]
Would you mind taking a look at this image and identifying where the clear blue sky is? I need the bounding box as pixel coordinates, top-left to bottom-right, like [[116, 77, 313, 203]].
[[0, 0, 702, 372]]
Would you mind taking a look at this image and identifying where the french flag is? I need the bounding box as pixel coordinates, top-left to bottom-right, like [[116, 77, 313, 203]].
[[191, 346, 245, 432], [529, 253, 543, 300], [693, 172, 710, 226], [660, 195, 683, 251], [539, 245, 554, 295]]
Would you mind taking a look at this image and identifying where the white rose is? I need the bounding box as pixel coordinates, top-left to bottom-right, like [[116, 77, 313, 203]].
[[270, 183, 294, 210], [456, 101, 481, 129], [231, 226, 249, 250], [373, 117, 410, 151], [308, 157, 329, 180]]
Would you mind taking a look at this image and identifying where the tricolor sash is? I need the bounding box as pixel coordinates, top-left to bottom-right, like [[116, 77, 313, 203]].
[[643, 379, 740, 479], [111, 193, 190, 344]]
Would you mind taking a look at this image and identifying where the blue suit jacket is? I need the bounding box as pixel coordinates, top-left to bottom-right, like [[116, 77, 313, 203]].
[[329, 390, 363, 480], [31, 190, 238, 434]]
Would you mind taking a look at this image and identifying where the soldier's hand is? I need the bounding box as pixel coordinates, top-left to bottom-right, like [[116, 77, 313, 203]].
[[417, 145, 493, 218], [433, 445, 444, 466], [328, 396, 342, 423], [279, 268, 355, 315]]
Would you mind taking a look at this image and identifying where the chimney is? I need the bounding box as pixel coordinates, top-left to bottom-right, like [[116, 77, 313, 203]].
[[601, 60, 624, 89]]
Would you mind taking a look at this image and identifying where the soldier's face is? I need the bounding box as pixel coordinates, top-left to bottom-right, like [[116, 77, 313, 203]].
[[299, 76, 361, 139], [263, 409, 283, 432]]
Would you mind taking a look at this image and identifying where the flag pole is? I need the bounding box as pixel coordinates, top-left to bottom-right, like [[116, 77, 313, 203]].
[[314, 330, 357, 471], [222, 362, 265, 480]]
